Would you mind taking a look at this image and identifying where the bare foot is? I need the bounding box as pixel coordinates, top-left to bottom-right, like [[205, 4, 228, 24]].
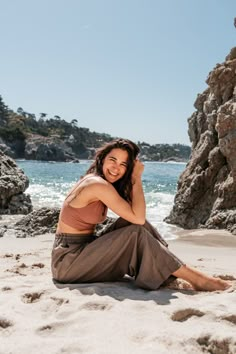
[[172, 265, 231, 292], [192, 277, 231, 292]]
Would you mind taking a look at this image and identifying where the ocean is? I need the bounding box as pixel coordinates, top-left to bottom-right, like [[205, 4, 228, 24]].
[[17, 160, 186, 240]]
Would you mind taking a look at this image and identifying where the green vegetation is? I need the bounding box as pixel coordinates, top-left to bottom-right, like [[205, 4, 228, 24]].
[[0, 95, 9, 126], [0, 94, 191, 161], [138, 142, 190, 161]]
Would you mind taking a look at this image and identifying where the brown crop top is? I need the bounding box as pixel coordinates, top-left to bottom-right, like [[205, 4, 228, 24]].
[[60, 177, 108, 231]]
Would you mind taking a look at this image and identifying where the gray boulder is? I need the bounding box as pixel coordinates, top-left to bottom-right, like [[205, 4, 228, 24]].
[[25, 135, 79, 162], [165, 47, 236, 235], [0, 151, 32, 214], [14, 207, 60, 237]]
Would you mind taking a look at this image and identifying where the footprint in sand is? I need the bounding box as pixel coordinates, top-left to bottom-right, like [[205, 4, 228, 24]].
[[50, 296, 69, 306], [171, 308, 205, 322], [80, 301, 112, 311], [37, 324, 53, 332], [2, 253, 14, 258], [18, 263, 27, 268], [21, 291, 44, 303], [36, 321, 65, 335], [32, 263, 45, 269], [197, 335, 236, 354], [5, 263, 28, 276], [1, 286, 12, 291], [222, 315, 236, 325], [5, 268, 26, 276], [0, 318, 13, 329]]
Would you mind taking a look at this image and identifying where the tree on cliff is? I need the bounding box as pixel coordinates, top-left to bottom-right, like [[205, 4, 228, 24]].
[[0, 95, 9, 125]]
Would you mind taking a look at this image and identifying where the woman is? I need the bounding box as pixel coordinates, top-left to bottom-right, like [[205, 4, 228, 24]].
[[51, 138, 230, 291]]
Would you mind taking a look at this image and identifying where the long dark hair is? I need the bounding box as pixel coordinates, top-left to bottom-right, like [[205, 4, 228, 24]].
[[86, 138, 140, 202]]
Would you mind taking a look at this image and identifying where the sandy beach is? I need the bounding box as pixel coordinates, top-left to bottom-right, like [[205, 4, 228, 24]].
[[0, 223, 236, 354]]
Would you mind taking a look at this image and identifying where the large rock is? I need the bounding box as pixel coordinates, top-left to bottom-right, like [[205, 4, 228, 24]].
[[25, 135, 79, 162], [14, 207, 60, 237], [165, 47, 236, 235], [0, 151, 32, 214]]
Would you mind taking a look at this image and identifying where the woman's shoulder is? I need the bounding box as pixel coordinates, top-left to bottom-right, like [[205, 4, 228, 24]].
[[80, 174, 108, 186], [66, 174, 109, 204]]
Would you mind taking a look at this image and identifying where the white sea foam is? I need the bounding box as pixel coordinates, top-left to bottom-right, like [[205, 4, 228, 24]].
[[107, 191, 179, 240], [27, 184, 69, 208], [145, 191, 180, 239]]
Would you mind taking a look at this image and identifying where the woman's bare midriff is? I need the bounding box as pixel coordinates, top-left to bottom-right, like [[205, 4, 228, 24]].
[[56, 220, 94, 235]]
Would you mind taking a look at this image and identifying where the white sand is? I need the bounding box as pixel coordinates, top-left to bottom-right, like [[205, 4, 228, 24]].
[[0, 227, 236, 354]]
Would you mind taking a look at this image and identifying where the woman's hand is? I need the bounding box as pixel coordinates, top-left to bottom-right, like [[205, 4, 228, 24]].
[[132, 159, 144, 184]]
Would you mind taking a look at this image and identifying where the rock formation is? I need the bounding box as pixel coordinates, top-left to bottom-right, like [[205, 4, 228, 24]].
[[165, 47, 236, 235], [24, 135, 79, 162], [13, 207, 60, 237], [0, 151, 32, 214]]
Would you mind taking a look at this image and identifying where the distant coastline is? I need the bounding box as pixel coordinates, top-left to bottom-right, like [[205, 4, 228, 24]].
[[0, 95, 191, 163]]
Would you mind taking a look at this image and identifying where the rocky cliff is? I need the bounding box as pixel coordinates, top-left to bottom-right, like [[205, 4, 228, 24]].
[[24, 135, 79, 162], [0, 96, 191, 162], [165, 47, 236, 235], [0, 151, 32, 214]]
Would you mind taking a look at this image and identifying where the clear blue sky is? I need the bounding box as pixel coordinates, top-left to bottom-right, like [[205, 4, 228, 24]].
[[1, 0, 235, 145]]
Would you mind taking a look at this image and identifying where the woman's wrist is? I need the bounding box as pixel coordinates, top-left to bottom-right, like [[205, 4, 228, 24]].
[[132, 176, 142, 186]]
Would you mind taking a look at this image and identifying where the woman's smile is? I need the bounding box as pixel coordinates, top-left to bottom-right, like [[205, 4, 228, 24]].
[[108, 170, 118, 176]]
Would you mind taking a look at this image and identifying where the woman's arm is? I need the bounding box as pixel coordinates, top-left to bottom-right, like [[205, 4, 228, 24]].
[[129, 159, 146, 222]]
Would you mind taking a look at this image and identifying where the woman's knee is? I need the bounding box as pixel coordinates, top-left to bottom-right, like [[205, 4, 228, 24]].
[[126, 224, 149, 238]]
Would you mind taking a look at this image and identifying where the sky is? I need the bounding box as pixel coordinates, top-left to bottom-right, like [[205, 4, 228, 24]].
[[1, 0, 235, 145]]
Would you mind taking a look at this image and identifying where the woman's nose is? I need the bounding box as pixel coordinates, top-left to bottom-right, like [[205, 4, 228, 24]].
[[112, 162, 119, 171]]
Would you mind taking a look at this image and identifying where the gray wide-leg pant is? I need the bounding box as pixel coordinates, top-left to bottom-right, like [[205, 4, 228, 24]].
[[51, 218, 184, 290]]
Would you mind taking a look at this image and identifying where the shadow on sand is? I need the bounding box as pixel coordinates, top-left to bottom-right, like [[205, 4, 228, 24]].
[[52, 277, 197, 305]]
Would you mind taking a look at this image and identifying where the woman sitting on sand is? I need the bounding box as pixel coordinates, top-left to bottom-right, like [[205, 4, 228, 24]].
[[51, 138, 230, 291]]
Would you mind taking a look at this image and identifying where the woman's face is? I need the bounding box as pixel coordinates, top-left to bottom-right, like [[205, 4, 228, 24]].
[[102, 148, 129, 183]]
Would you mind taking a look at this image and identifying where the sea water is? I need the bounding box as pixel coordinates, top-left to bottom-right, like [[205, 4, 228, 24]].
[[17, 160, 186, 240]]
